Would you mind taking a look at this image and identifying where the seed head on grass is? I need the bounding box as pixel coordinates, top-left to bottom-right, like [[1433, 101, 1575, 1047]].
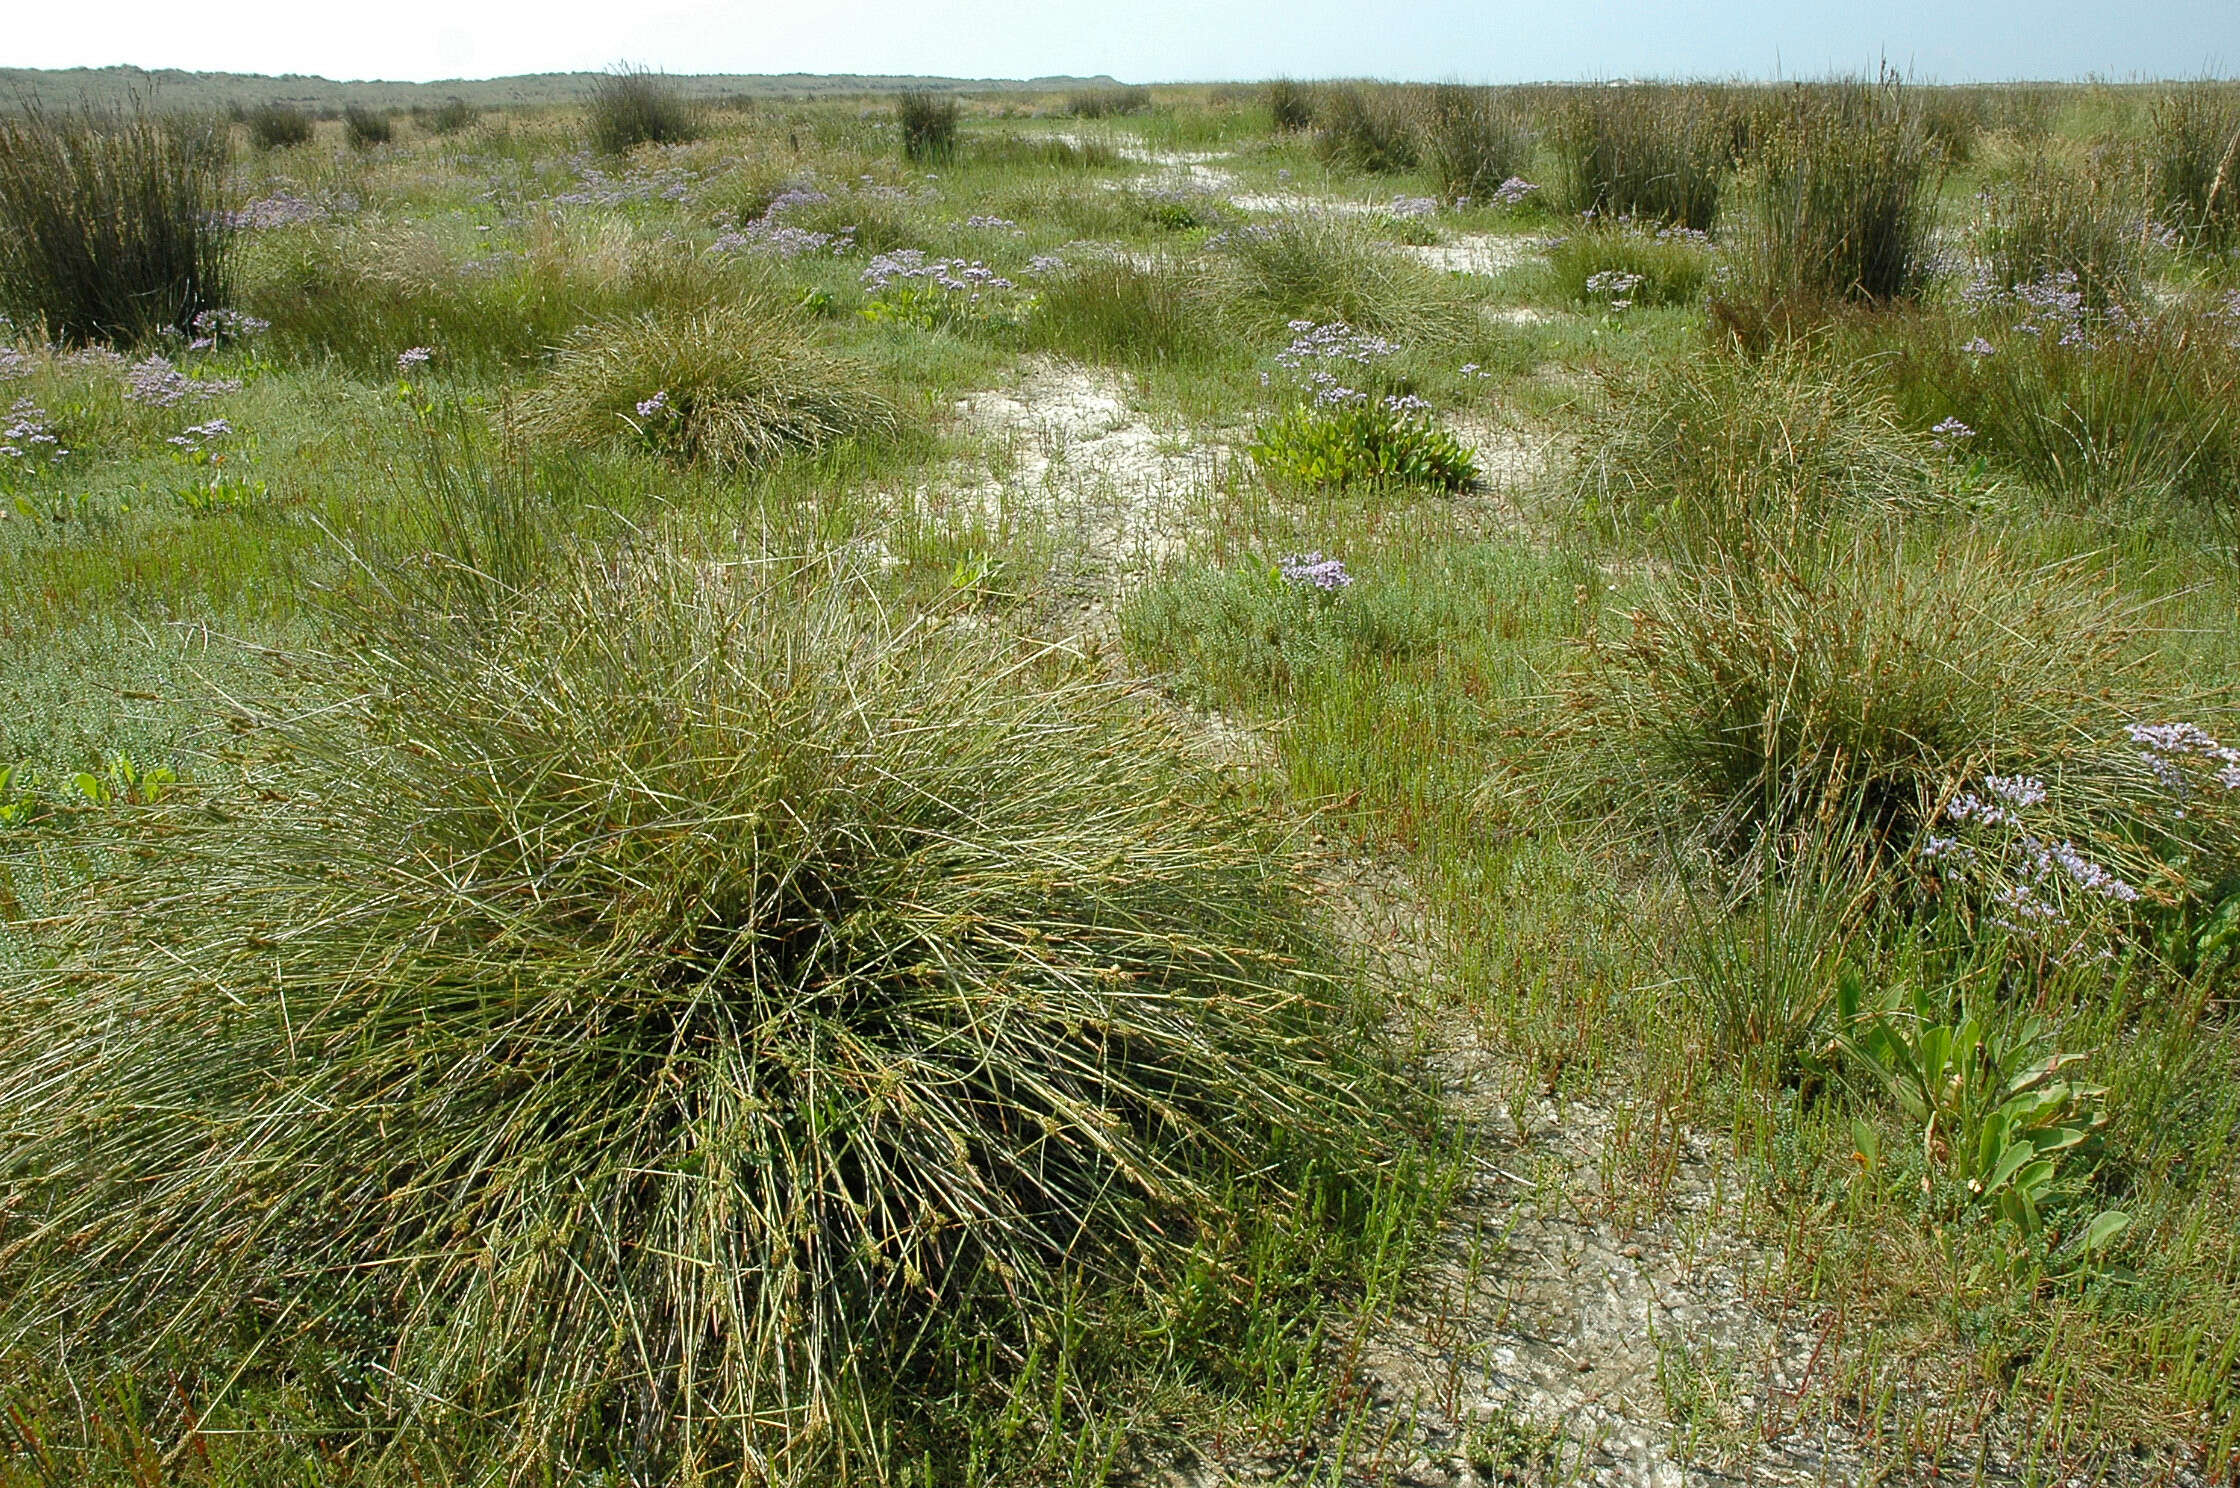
[[0, 528, 1401, 1481]]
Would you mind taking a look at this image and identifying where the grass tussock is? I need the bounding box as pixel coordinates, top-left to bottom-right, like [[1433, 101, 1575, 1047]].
[[2145, 81, 2240, 254], [1732, 78, 1944, 311], [1311, 85, 1419, 174], [1974, 146, 2147, 309], [244, 101, 313, 150], [1023, 254, 1225, 365], [1563, 529, 2158, 855], [0, 103, 234, 347], [898, 90, 959, 163], [1417, 84, 1533, 203], [587, 64, 703, 153], [1267, 79, 1315, 134], [0, 531, 1407, 1482], [1211, 213, 1473, 340], [1565, 346, 1939, 542], [1543, 221, 1713, 309], [512, 297, 895, 469], [1552, 86, 1731, 232], [1064, 85, 1152, 118], [342, 104, 393, 149]]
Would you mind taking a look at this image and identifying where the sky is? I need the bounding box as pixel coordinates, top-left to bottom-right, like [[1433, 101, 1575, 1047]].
[[7, 0, 2235, 85]]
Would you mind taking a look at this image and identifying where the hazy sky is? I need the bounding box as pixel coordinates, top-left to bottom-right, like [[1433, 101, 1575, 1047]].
[[9, 0, 2235, 84]]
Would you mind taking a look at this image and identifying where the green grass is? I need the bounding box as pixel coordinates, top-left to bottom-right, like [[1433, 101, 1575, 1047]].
[[1, 78, 2237, 1487]]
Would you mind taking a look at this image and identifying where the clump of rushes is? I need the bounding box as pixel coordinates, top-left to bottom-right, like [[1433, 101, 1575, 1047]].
[[0, 534, 1408, 1483], [1064, 85, 1151, 118], [898, 90, 959, 163], [245, 101, 313, 150], [512, 297, 894, 469], [1552, 85, 1731, 232], [1312, 85, 1419, 173], [1267, 78, 1315, 134], [1974, 147, 2146, 311], [0, 103, 233, 346], [422, 95, 477, 135], [1416, 84, 1532, 203], [1733, 77, 1943, 310], [2145, 81, 2240, 254], [587, 63, 702, 154], [1024, 254, 1223, 366], [1543, 220, 1713, 309], [341, 104, 393, 149]]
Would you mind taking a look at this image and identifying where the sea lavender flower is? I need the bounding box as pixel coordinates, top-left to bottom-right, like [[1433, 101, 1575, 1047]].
[[1985, 774, 2047, 810], [963, 214, 1017, 229], [635, 390, 671, 419], [191, 309, 269, 343], [1025, 254, 1067, 275], [1492, 176, 1539, 207], [1279, 552, 1352, 592], [1962, 336, 1997, 357], [125, 355, 236, 407], [165, 418, 233, 450], [1930, 417, 1976, 450], [1387, 195, 1439, 219], [0, 347, 30, 382], [1383, 392, 1433, 415], [0, 398, 66, 461], [396, 347, 434, 373]]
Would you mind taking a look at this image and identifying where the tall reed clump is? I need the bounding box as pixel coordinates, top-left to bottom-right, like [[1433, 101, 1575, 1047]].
[[421, 96, 478, 135], [513, 297, 895, 469], [1267, 78, 1315, 134], [2145, 82, 2240, 254], [1210, 213, 1471, 340], [1416, 84, 1532, 203], [0, 523, 1402, 1482], [1974, 147, 2146, 310], [0, 103, 233, 346], [342, 104, 393, 149], [245, 101, 313, 150], [1551, 86, 1731, 232], [1311, 85, 1419, 173], [1726, 78, 1942, 321], [898, 90, 959, 162], [587, 64, 702, 154]]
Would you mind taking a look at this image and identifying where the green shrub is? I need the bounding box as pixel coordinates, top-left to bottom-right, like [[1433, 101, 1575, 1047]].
[[1552, 86, 1730, 232], [1024, 254, 1224, 365], [341, 104, 392, 149], [587, 64, 702, 154], [2145, 82, 2240, 254], [1974, 147, 2146, 310], [245, 102, 312, 150], [1544, 221, 1712, 309], [1312, 85, 1419, 174], [898, 90, 959, 163], [1268, 79, 1315, 134], [1735, 79, 1943, 308], [512, 298, 894, 469], [1417, 84, 1532, 203], [0, 536, 1402, 1482], [1064, 85, 1151, 118], [1249, 399, 1478, 491], [0, 103, 233, 346]]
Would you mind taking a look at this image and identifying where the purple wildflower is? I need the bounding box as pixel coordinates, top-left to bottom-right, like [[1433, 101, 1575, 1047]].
[[1279, 552, 1353, 592]]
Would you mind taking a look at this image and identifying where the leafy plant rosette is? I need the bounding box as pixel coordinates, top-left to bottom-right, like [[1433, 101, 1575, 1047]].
[[1247, 320, 1477, 492]]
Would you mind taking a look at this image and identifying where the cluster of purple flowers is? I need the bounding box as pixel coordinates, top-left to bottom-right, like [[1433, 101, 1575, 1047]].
[[1279, 552, 1352, 591], [1930, 416, 1976, 450], [1963, 270, 2146, 352], [1274, 321, 1396, 371], [125, 355, 239, 409], [396, 347, 434, 373], [1929, 768, 2141, 943], [1386, 195, 1440, 220], [227, 190, 355, 230], [1024, 254, 1068, 276], [1583, 269, 1646, 309], [185, 309, 269, 350], [708, 187, 858, 260], [553, 156, 701, 208], [635, 390, 671, 420], [1, 398, 66, 463], [166, 418, 233, 452], [860, 250, 1015, 299], [963, 214, 1017, 229], [1491, 177, 1539, 208], [0, 347, 30, 382], [2129, 721, 2240, 795]]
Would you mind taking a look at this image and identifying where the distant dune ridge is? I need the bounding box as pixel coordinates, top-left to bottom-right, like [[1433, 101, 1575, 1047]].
[[0, 65, 1130, 111]]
